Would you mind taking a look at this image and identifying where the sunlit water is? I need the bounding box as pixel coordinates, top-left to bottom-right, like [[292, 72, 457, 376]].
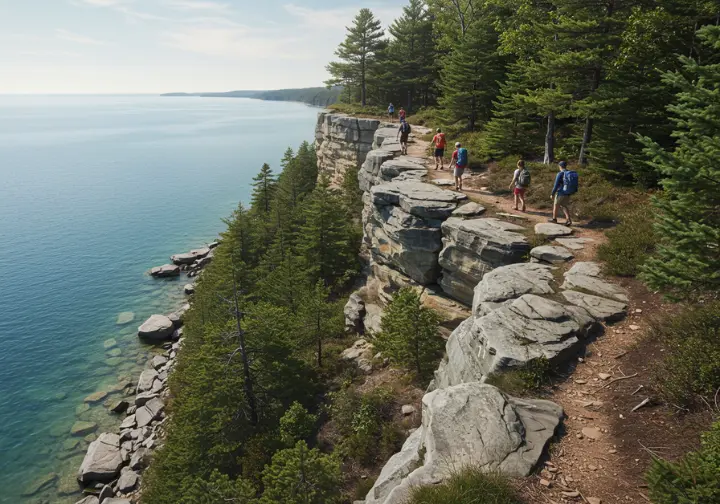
[[0, 95, 319, 502]]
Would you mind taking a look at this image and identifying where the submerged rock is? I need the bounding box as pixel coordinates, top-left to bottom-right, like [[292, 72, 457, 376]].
[[20, 472, 58, 497], [115, 312, 135, 325], [71, 421, 98, 436]]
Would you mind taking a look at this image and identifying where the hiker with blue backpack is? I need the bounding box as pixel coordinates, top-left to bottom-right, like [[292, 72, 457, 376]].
[[397, 120, 411, 155], [550, 160, 578, 226], [450, 142, 468, 191]]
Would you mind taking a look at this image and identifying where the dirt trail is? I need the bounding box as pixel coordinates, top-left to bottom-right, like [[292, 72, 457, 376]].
[[404, 132, 711, 504]]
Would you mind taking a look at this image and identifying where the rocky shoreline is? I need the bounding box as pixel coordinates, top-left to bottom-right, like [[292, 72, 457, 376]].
[[68, 242, 217, 504]]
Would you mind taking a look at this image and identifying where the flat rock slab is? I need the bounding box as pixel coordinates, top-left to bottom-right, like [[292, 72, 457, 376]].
[[75, 497, 99, 504], [138, 314, 174, 341], [115, 311, 135, 325], [562, 262, 628, 302], [472, 263, 556, 317], [433, 179, 455, 186], [71, 421, 98, 436], [530, 245, 574, 264], [452, 202, 486, 217], [535, 222, 573, 237], [372, 181, 466, 219], [78, 432, 123, 483], [149, 264, 180, 277], [562, 290, 627, 322], [555, 237, 594, 250], [496, 212, 529, 220]]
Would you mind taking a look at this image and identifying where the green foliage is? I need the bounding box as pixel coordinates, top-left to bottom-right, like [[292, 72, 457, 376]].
[[297, 280, 345, 367], [647, 420, 720, 504], [407, 467, 523, 504], [279, 402, 318, 447], [260, 441, 341, 504], [178, 470, 256, 504], [326, 8, 385, 106], [375, 287, 443, 380], [251, 163, 276, 214], [598, 206, 657, 277], [650, 302, 720, 409], [485, 357, 551, 396], [639, 26, 720, 297]]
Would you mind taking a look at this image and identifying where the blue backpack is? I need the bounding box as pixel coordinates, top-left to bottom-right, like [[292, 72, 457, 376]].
[[456, 148, 468, 166], [563, 170, 579, 194]]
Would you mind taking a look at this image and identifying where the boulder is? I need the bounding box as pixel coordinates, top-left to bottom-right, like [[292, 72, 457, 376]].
[[561, 262, 628, 302], [103, 500, 131, 504], [534, 222, 573, 237], [151, 355, 168, 369], [135, 392, 158, 407], [119, 414, 137, 430], [74, 496, 99, 504], [98, 484, 113, 502], [109, 400, 129, 414], [344, 293, 366, 333], [149, 264, 180, 277], [562, 290, 627, 322], [555, 237, 594, 250], [438, 218, 529, 305], [340, 339, 374, 375], [184, 283, 195, 295], [135, 397, 165, 428], [451, 202, 486, 217], [530, 245, 574, 264], [117, 470, 139, 492], [129, 447, 149, 470], [71, 421, 98, 436], [171, 247, 210, 265], [363, 384, 563, 504], [434, 294, 593, 389], [472, 262, 556, 317], [138, 314, 174, 341], [78, 432, 123, 483], [136, 369, 159, 394]]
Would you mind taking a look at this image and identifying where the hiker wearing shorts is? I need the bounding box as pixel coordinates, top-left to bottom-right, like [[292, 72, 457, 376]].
[[388, 103, 395, 122], [397, 120, 411, 155], [509, 159, 530, 212], [399, 107, 406, 122], [450, 142, 468, 191], [550, 160, 578, 226], [432, 128, 446, 170]]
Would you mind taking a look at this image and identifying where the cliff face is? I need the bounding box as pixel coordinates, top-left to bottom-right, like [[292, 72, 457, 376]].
[[317, 112, 630, 504], [314, 112, 381, 186]]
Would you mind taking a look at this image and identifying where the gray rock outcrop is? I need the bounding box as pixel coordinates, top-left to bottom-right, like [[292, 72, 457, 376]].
[[530, 245, 574, 264], [439, 218, 530, 305], [171, 247, 210, 265], [344, 293, 366, 333], [471, 262, 556, 317], [137, 314, 174, 341], [315, 113, 381, 186], [451, 202, 486, 217], [74, 496, 99, 504], [340, 339, 374, 374], [363, 383, 563, 504], [149, 264, 180, 277], [562, 290, 627, 322], [534, 222, 573, 237], [561, 262, 628, 302], [78, 433, 123, 483]]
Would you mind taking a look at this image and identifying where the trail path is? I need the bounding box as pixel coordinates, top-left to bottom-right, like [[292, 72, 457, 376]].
[[402, 130, 710, 504]]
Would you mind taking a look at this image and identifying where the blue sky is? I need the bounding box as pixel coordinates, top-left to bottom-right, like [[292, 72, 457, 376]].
[[0, 0, 406, 93]]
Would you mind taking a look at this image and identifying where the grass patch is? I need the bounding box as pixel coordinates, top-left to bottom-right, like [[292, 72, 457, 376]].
[[650, 302, 720, 409], [485, 357, 551, 397], [329, 102, 391, 118], [597, 205, 657, 277], [407, 467, 523, 504], [646, 420, 720, 504]]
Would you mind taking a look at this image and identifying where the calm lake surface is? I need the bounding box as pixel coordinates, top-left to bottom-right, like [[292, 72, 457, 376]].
[[0, 95, 319, 502]]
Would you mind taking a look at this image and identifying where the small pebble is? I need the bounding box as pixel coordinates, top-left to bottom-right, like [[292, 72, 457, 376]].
[[539, 478, 551, 487]]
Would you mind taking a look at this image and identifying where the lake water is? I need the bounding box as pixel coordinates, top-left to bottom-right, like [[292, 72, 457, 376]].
[[0, 95, 320, 503]]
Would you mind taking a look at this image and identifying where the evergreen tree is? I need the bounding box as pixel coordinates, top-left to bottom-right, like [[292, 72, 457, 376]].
[[297, 173, 358, 286], [279, 402, 317, 447], [260, 441, 341, 504], [439, 18, 507, 130], [297, 280, 344, 367], [251, 163, 277, 214], [375, 287, 442, 379], [178, 471, 256, 504], [639, 25, 720, 296], [326, 9, 385, 106]]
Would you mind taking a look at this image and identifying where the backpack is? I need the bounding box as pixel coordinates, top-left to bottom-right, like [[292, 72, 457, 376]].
[[563, 170, 579, 194], [456, 148, 468, 166], [401, 122, 411, 134], [518, 168, 531, 187]]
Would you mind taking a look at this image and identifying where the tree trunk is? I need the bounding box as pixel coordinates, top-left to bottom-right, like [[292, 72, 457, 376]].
[[407, 89, 412, 115], [579, 116, 594, 165], [361, 55, 367, 106], [316, 314, 322, 368], [232, 271, 258, 426], [544, 111, 555, 165]]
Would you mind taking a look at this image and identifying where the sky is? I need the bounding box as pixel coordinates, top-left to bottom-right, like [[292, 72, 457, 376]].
[[0, 0, 406, 94]]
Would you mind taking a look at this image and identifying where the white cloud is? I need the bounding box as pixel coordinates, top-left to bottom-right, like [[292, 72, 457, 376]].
[[284, 3, 403, 30], [163, 0, 231, 13], [79, 0, 130, 6], [18, 50, 82, 58], [56, 29, 107, 46]]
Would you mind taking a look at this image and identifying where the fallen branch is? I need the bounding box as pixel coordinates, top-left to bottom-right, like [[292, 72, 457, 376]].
[[603, 372, 638, 388], [632, 398, 651, 412], [613, 350, 627, 359], [631, 385, 644, 396]]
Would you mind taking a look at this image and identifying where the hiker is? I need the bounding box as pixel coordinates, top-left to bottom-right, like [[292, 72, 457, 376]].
[[388, 103, 395, 122], [450, 142, 468, 191], [509, 159, 530, 211], [550, 160, 578, 226], [398, 107, 406, 122], [396, 120, 411, 155], [432, 128, 446, 170]]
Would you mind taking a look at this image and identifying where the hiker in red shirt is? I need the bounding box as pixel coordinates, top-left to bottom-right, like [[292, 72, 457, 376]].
[[398, 107, 406, 122], [432, 128, 446, 170]]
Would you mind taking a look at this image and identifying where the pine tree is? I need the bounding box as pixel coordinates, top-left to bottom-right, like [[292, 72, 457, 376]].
[[297, 173, 358, 287], [639, 25, 720, 296], [326, 9, 385, 106], [439, 18, 507, 131], [260, 441, 341, 504], [375, 287, 442, 379], [297, 280, 344, 367], [178, 471, 256, 504], [250, 163, 276, 214], [279, 402, 317, 447]]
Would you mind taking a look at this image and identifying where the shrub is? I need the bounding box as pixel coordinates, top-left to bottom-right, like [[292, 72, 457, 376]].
[[651, 303, 720, 408], [485, 357, 551, 396], [329, 102, 388, 117], [647, 420, 720, 504], [407, 467, 523, 504], [598, 205, 657, 276], [279, 402, 318, 446]]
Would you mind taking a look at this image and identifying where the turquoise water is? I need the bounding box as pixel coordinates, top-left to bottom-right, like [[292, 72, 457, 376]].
[[0, 95, 319, 502]]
